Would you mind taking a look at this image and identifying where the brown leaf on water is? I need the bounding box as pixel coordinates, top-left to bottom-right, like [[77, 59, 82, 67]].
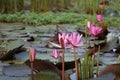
[[25, 59, 70, 80], [99, 64, 120, 80]]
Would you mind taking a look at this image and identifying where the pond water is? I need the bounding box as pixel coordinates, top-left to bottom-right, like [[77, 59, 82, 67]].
[[0, 23, 120, 80]]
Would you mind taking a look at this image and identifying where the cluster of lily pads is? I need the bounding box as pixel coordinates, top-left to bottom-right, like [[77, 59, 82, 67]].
[[27, 3, 104, 79], [28, 13, 103, 80], [27, 2, 120, 80]]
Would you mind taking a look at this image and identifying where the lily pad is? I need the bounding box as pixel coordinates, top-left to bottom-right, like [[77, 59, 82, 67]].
[[0, 40, 24, 60], [101, 56, 118, 65], [3, 64, 31, 77], [0, 76, 29, 80], [0, 23, 25, 32], [94, 73, 115, 80], [35, 25, 56, 33], [33, 71, 61, 80], [7, 40, 24, 51]]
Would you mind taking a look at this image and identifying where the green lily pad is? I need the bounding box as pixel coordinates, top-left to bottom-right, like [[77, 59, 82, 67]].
[[32, 71, 61, 80], [7, 40, 24, 51], [0, 40, 24, 60]]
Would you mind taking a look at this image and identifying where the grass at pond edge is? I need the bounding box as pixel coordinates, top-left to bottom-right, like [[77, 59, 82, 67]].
[[0, 12, 119, 27]]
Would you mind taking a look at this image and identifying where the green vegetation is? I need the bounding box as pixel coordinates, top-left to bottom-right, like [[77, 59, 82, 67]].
[[0, 0, 119, 27], [33, 71, 60, 80], [0, 12, 119, 27], [0, 0, 100, 13], [0, 0, 120, 14]]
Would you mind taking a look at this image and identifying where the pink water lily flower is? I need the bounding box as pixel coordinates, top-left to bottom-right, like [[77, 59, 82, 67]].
[[96, 14, 103, 22], [88, 21, 95, 35], [67, 32, 83, 47], [49, 33, 70, 49], [51, 49, 60, 59], [89, 25, 102, 36], [29, 48, 36, 62], [58, 33, 69, 48], [67, 32, 83, 80], [88, 21, 102, 36], [49, 32, 69, 80]]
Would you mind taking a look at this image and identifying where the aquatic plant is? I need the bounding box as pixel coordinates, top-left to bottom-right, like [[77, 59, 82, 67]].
[[88, 21, 102, 37], [79, 20, 91, 79], [67, 32, 83, 47], [49, 33, 69, 48], [96, 46, 100, 77], [51, 49, 60, 59], [96, 14, 103, 22], [51, 49, 61, 64], [49, 33, 69, 80], [78, 20, 101, 79], [67, 32, 83, 80], [58, 33, 67, 80], [29, 47, 36, 80], [29, 48, 36, 62], [49, 20, 101, 80]]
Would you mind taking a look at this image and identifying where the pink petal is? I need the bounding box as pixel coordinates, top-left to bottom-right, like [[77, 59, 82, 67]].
[[29, 48, 36, 62], [58, 33, 69, 48], [76, 34, 82, 43], [92, 26, 102, 36], [49, 42, 61, 48], [96, 14, 103, 22], [58, 33, 62, 43], [72, 32, 76, 40], [67, 32, 83, 48], [60, 37, 65, 49], [51, 49, 60, 59], [88, 21, 91, 28], [75, 42, 84, 47]]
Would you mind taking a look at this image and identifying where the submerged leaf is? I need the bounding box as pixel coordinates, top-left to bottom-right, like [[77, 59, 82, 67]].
[[99, 64, 120, 79], [94, 73, 115, 80]]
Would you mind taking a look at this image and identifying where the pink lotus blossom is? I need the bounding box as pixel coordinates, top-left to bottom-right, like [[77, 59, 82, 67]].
[[67, 32, 83, 80], [51, 49, 60, 59], [96, 14, 103, 22], [29, 48, 36, 62], [67, 32, 83, 47], [49, 33, 70, 49], [87, 21, 95, 35], [89, 25, 102, 36], [58, 33, 69, 48], [88, 21, 102, 36]]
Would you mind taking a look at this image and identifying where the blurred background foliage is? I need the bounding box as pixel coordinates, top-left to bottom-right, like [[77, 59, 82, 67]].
[[0, 0, 119, 27], [0, 0, 120, 14], [0, 0, 118, 13]]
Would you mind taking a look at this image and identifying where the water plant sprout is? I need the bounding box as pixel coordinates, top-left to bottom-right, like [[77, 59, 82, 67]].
[[29, 48, 36, 80]]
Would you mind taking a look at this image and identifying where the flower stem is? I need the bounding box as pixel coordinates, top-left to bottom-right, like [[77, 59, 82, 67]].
[[74, 47, 79, 80], [96, 46, 100, 77], [91, 55, 94, 78], [31, 62, 34, 80], [62, 48, 65, 80]]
